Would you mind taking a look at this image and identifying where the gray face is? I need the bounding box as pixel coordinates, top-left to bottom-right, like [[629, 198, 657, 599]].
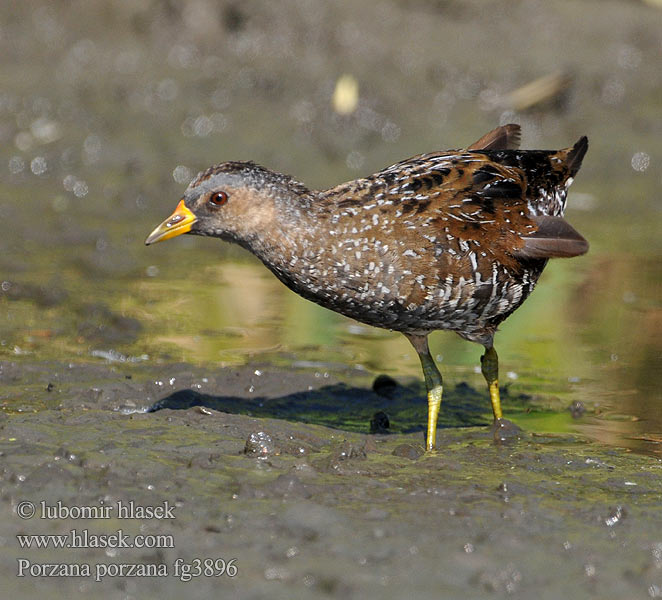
[[181, 162, 308, 244], [181, 172, 242, 238], [184, 171, 243, 207]]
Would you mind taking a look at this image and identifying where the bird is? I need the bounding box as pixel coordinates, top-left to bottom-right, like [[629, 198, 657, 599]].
[[145, 124, 588, 451]]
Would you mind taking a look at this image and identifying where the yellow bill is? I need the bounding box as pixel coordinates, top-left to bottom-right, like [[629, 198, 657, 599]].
[[145, 200, 197, 245]]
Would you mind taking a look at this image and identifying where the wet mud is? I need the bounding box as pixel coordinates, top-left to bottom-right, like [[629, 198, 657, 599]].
[[2, 359, 662, 599]]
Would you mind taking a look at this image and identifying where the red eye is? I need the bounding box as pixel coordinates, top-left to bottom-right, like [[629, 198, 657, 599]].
[[209, 191, 228, 207]]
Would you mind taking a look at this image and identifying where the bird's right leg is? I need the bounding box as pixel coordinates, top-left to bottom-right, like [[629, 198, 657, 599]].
[[405, 333, 443, 451]]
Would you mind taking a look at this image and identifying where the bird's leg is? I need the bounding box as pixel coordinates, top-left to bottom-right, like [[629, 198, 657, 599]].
[[405, 333, 443, 451], [480, 345, 502, 420]]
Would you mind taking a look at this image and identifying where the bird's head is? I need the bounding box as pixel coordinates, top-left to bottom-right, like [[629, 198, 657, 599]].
[[145, 161, 308, 247]]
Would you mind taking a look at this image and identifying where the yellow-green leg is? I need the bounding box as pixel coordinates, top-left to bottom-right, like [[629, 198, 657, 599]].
[[480, 345, 502, 420], [405, 334, 443, 451]]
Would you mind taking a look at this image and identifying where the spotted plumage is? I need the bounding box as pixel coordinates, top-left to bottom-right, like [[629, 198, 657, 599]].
[[146, 124, 589, 451]]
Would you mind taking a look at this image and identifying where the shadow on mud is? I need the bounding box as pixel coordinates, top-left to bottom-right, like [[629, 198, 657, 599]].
[[146, 379, 533, 435]]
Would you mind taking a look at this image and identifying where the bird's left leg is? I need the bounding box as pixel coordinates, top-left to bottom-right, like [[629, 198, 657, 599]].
[[480, 344, 502, 420]]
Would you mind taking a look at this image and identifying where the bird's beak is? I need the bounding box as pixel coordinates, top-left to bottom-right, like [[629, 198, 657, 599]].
[[145, 200, 197, 245]]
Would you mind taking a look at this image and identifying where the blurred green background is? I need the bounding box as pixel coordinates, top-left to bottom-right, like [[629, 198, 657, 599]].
[[0, 0, 660, 451]]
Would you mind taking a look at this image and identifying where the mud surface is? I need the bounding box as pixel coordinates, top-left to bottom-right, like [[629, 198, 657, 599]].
[[2, 359, 662, 599]]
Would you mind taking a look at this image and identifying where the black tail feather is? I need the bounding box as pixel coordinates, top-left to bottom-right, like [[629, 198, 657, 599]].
[[567, 136, 588, 176]]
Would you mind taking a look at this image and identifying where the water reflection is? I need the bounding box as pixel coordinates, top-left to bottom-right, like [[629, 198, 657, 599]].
[[2, 246, 659, 454]]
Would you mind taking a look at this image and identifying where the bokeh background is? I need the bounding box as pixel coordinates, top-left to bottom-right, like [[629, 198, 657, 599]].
[[1, 0, 661, 451]]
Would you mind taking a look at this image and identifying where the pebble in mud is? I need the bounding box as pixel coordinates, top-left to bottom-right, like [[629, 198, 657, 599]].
[[372, 374, 398, 398], [604, 505, 627, 527], [392, 444, 424, 460], [244, 431, 277, 458], [491, 418, 523, 443], [335, 440, 368, 461], [569, 400, 586, 418], [370, 411, 390, 433], [53, 447, 77, 462], [314, 440, 369, 473]]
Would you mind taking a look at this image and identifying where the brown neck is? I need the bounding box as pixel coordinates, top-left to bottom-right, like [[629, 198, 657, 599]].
[[240, 189, 320, 269]]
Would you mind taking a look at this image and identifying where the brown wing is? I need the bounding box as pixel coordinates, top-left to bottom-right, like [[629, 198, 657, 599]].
[[364, 153, 532, 271], [383, 153, 589, 266], [467, 124, 521, 151], [325, 143, 587, 275]]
